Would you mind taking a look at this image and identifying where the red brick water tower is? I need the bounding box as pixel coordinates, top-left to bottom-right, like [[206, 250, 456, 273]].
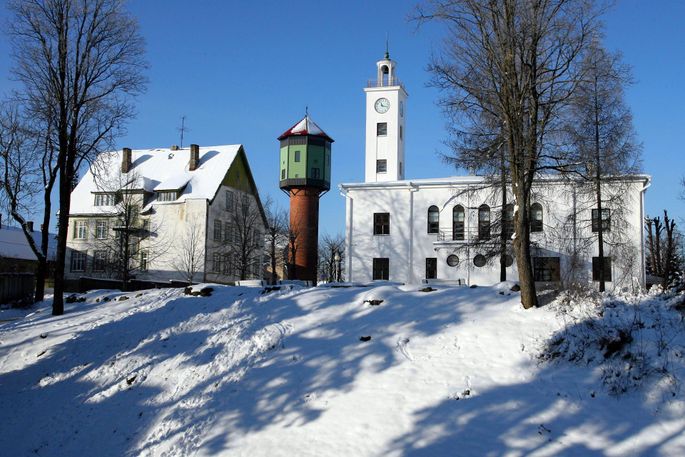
[[278, 115, 333, 284]]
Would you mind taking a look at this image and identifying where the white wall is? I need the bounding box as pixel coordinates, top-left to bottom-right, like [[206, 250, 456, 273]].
[[344, 178, 647, 290]]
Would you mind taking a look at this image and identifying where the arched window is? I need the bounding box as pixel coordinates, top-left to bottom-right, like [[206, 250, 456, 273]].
[[530, 203, 543, 232], [452, 205, 465, 240], [427, 205, 439, 234], [478, 204, 490, 240], [503, 204, 514, 239]]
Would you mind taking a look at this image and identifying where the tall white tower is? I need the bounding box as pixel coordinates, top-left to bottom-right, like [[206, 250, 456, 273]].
[[364, 51, 408, 182]]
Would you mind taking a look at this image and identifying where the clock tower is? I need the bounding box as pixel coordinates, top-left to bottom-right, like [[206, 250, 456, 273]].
[[364, 51, 408, 182]]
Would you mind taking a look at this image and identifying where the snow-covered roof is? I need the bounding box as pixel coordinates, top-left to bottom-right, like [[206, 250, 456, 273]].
[[70, 145, 242, 215], [278, 115, 334, 142], [0, 226, 57, 261]]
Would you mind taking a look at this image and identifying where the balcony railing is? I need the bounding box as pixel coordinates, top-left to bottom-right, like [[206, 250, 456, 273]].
[[435, 227, 514, 243], [366, 77, 404, 88]]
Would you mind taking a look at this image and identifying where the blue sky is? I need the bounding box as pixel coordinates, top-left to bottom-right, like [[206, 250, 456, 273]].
[[1, 0, 683, 235]]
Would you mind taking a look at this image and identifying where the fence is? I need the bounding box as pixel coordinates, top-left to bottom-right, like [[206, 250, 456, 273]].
[[0, 273, 35, 305]]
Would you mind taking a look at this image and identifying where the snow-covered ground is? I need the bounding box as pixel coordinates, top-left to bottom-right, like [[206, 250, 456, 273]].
[[1, 283, 684, 456]]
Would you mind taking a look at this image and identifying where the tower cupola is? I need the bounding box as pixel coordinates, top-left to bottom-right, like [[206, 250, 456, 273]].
[[278, 114, 333, 192]]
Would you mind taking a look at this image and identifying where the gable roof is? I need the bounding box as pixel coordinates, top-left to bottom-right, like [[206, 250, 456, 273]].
[[70, 145, 242, 216], [278, 115, 334, 142], [0, 226, 57, 261]]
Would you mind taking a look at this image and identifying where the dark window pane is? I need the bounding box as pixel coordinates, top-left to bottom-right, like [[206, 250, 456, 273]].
[[592, 208, 611, 232], [376, 159, 387, 173], [533, 257, 561, 281], [592, 256, 612, 281], [426, 258, 437, 279], [453, 205, 465, 240], [372, 258, 389, 280], [428, 205, 439, 234], [377, 123, 387, 136], [478, 204, 490, 240], [373, 213, 390, 235]]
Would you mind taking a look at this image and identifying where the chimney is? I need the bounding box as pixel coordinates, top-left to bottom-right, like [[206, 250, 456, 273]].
[[170, 145, 180, 151], [27, 221, 34, 232], [122, 147, 132, 173], [189, 144, 200, 171]]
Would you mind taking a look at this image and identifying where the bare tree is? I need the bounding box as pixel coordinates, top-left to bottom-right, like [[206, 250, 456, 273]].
[[8, 0, 147, 314], [89, 167, 167, 287], [566, 42, 641, 291], [645, 211, 683, 288], [318, 233, 345, 283], [225, 195, 264, 281], [171, 220, 205, 285], [417, 0, 601, 308], [263, 197, 287, 285], [0, 105, 59, 302]]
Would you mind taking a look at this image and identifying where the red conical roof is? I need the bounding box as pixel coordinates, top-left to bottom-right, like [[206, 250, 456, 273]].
[[278, 115, 334, 142]]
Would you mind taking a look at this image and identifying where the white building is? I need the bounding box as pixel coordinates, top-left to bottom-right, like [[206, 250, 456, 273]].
[[66, 144, 266, 286], [341, 54, 650, 290]]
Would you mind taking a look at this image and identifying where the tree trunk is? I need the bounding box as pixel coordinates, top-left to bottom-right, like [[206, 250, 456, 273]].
[[500, 151, 507, 282], [52, 160, 71, 315], [513, 190, 538, 309], [594, 81, 606, 293], [270, 236, 277, 285]]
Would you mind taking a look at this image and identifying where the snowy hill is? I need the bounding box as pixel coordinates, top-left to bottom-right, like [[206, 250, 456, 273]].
[[1, 284, 684, 456]]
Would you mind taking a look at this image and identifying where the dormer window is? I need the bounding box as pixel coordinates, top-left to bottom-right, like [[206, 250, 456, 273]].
[[157, 191, 177, 202], [94, 193, 116, 206]]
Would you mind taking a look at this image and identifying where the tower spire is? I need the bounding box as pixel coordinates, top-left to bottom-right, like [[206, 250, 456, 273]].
[[385, 33, 390, 59]]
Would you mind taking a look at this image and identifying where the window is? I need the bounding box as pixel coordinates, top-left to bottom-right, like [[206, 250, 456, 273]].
[[376, 159, 387, 173], [533, 257, 561, 281], [311, 167, 321, 179], [377, 122, 387, 136], [224, 222, 231, 242], [281, 169, 286, 179], [503, 255, 514, 267], [446, 255, 459, 267], [233, 225, 240, 243], [427, 205, 439, 234], [372, 258, 389, 280], [399, 162, 403, 176], [478, 204, 491, 240], [222, 254, 231, 275], [212, 253, 222, 273], [452, 205, 465, 240], [473, 254, 486, 268], [71, 251, 86, 272], [592, 256, 612, 282], [530, 203, 543, 232], [93, 250, 107, 272], [214, 220, 222, 241], [242, 195, 250, 208], [426, 258, 437, 279], [373, 213, 390, 235], [294, 150, 301, 162], [399, 125, 403, 140], [503, 204, 515, 239], [74, 220, 87, 239], [592, 208, 611, 232], [157, 191, 176, 202], [140, 250, 149, 271], [94, 193, 115, 206], [225, 190, 234, 211], [95, 220, 108, 239]]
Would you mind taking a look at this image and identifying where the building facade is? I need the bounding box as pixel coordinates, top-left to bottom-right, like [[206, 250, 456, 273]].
[[66, 144, 266, 286], [341, 54, 650, 290]]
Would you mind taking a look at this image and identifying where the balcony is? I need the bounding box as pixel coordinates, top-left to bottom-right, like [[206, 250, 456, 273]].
[[434, 227, 514, 245], [366, 77, 404, 89]]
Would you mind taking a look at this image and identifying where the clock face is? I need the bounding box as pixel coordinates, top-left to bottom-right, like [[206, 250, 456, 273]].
[[375, 97, 390, 114]]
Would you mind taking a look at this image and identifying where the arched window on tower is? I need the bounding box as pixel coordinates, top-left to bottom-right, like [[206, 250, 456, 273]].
[[503, 204, 514, 240], [427, 205, 439, 234], [530, 203, 543, 232], [452, 205, 465, 240], [478, 204, 491, 240]]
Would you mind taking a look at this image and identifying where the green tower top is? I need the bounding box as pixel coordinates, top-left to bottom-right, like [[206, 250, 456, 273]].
[[278, 115, 333, 192]]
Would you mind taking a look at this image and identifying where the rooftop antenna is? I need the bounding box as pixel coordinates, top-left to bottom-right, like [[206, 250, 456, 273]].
[[177, 115, 189, 149]]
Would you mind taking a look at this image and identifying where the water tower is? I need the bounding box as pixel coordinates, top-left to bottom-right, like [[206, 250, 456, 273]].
[[278, 114, 333, 284]]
